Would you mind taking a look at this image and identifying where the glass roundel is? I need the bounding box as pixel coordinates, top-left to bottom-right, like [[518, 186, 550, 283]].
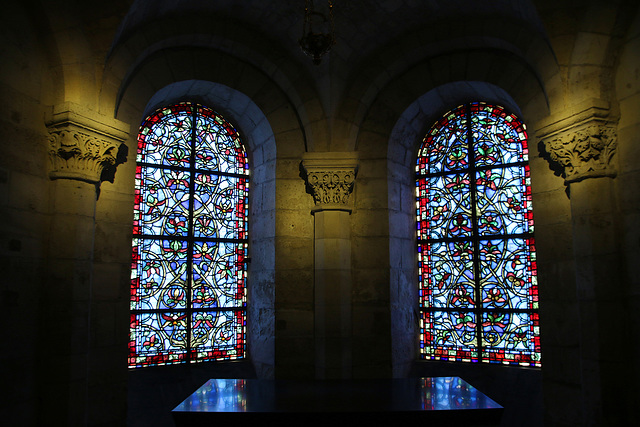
[[129, 102, 249, 368], [416, 102, 540, 367]]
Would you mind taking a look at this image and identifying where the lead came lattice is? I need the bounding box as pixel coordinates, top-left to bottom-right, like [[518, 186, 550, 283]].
[[129, 102, 248, 368], [417, 102, 541, 367]]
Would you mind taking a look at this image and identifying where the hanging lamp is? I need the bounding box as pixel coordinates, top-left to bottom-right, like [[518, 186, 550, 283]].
[[299, 0, 336, 65]]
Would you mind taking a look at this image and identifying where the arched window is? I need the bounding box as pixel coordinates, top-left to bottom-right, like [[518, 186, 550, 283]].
[[416, 102, 540, 367], [129, 102, 249, 368]]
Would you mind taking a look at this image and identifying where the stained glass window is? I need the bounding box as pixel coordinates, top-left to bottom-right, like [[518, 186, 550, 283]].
[[416, 102, 540, 367], [129, 102, 249, 368]]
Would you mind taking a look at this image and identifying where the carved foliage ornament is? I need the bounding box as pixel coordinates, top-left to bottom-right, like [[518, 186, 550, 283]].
[[301, 153, 358, 211], [543, 122, 617, 183], [306, 169, 356, 205], [46, 103, 129, 184], [48, 127, 121, 183]]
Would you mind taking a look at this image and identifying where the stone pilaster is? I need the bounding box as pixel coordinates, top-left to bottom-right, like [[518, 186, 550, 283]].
[[39, 103, 129, 424], [537, 98, 618, 184], [302, 152, 358, 379], [537, 99, 623, 424], [46, 102, 130, 184]]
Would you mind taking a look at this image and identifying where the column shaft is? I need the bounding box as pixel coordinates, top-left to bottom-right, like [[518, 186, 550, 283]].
[[314, 209, 352, 378], [302, 151, 358, 379]]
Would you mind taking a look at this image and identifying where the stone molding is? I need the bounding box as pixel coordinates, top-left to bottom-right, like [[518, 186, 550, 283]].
[[301, 152, 359, 212], [46, 102, 130, 184], [536, 99, 618, 184]]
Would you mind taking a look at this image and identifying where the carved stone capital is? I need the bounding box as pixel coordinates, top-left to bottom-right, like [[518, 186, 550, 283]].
[[46, 102, 130, 184], [306, 169, 356, 204], [301, 152, 359, 212], [536, 99, 618, 184]]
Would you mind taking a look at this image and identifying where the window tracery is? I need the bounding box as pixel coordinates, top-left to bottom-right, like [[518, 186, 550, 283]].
[[416, 102, 541, 366], [129, 102, 248, 367]]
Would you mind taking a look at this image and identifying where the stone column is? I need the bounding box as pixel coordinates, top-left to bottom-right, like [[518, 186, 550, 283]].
[[302, 152, 358, 379], [537, 98, 622, 425], [41, 102, 129, 424]]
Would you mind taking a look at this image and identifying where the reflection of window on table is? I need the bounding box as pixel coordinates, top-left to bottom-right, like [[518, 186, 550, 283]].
[[129, 102, 249, 368], [416, 102, 541, 367]]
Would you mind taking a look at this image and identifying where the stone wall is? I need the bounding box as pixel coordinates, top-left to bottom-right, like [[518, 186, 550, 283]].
[[1, 1, 639, 426]]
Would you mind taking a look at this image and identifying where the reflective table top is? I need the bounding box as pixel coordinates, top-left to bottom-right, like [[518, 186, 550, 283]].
[[173, 376, 502, 414]]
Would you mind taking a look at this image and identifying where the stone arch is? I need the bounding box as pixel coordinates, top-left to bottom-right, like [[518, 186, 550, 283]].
[[137, 80, 278, 376], [343, 4, 556, 379], [99, 3, 324, 384], [30, 2, 100, 107], [563, 1, 640, 107], [1, 4, 63, 108], [100, 5, 326, 152], [108, 45, 305, 153], [384, 81, 530, 375], [371, 82, 547, 425], [121, 79, 281, 424], [335, 6, 557, 152]]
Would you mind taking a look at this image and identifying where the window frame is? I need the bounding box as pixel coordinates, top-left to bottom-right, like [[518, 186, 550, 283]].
[[416, 101, 541, 367], [129, 101, 249, 368]]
